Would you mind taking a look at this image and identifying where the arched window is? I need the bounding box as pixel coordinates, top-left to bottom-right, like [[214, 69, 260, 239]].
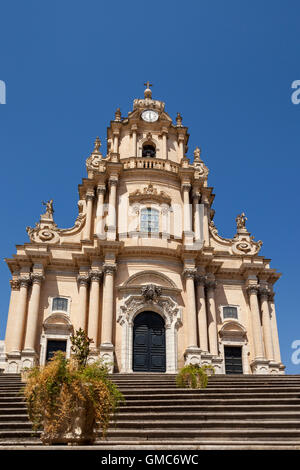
[[142, 144, 156, 158], [140, 207, 159, 233]]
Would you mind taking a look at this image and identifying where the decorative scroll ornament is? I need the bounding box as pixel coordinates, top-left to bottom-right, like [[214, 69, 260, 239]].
[[86, 137, 103, 172], [26, 200, 86, 244], [209, 217, 262, 256], [232, 212, 262, 255], [129, 184, 171, 205], [141, 284, 162, 301], [193, 146, 209, 179]]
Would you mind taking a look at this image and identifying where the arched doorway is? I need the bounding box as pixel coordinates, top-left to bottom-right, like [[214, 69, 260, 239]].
[[133, 311, 166, 372]]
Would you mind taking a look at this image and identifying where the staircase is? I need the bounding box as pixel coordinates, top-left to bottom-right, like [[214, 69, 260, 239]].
[[0, 373, 300, 449]]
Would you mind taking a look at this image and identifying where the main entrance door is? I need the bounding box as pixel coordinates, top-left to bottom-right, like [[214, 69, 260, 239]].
[[46, 339, 67, 362], [133, 311, 166, 372], [224, 346, 243, 374]]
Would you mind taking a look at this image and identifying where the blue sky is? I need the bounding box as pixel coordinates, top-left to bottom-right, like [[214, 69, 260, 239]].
[[0, 0, 299, 373]]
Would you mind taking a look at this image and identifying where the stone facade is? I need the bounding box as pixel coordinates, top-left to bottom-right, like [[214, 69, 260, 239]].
[[3, 84, 285, 374]]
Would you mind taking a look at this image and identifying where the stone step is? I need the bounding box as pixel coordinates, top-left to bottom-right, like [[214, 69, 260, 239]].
[[115, 387, 300, 395], [118, 404, 300, 412], [119, 398, 300, 405], [108, 419, 300, 429], [115, 411, 300, 420], [102, 428, 300, 439], [120, 391, 300, 399]]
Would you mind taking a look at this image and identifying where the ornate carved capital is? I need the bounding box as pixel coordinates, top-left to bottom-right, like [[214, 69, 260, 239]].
[[97, 185, 106, 196], [205, 279, 217, 290], [268, 291, 275, 302], [141, 284, 162, 302], [258, 286, 270, 299], [10, 279, 20, 291], [89, 271, 102, 282], [246, 285, 259, 296], [77, 274, 90, 286], [86, 190, 95, 201], [181, 183, 191, 193], [19, 276, 31, 289], [182, 268, 197, 279], [31, 273, 45, 285], [195, 274, 206, 286], [109, 178, 118, 188], [103, 264, 117, 275]]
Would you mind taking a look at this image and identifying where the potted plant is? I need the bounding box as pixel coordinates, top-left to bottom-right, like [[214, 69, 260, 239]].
[[23, 329, 124, 445], [176, 363, 215, 389]]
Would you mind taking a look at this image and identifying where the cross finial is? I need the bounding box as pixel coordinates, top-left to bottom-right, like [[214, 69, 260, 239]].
[[144, 81, 153, 99]]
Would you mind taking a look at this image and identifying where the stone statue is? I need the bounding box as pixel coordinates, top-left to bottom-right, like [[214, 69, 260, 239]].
[[236, 212, 247, 231], [42, 199, 54, 219]]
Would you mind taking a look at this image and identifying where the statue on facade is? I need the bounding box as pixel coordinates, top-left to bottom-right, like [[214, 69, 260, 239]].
[[236, 212, 247, 231], [42, 199, 54, 219]]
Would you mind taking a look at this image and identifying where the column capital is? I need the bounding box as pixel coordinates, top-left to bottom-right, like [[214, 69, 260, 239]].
[[109, 177, 118, 187], [77, 274, 90, 286], [103, 264, 117, 275], [192, 191, 201, 201], [10, 279, 20, 291], [258, 285, 270, 300], [19, 276, 31, 289], [268, 291, 275, 301], [31, 273, 45, 285], [246, 284, 259, 296], [182, 268, 197, 279], [89, 271, 103, 282], [97, 184, 106, 195], [195, 274, 206, 286], [86, 189, 95, 201], [205, 279, 217, 291], [181, 183, 191, 193]]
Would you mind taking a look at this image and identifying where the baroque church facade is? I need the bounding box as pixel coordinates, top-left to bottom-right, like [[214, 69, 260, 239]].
[[1, 84, 285, 375]]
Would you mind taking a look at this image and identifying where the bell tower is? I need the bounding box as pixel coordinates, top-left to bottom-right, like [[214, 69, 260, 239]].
[[106, 82, 189, 163]]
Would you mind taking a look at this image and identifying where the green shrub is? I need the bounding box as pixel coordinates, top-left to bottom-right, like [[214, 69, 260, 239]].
[[176, 364, 215, 389]]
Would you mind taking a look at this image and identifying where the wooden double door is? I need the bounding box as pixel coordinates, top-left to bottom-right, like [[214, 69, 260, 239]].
[[133, 311, 166, 372]]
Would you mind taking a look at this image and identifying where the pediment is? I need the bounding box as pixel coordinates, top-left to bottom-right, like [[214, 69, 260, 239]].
[[124, 270, 176, 288]]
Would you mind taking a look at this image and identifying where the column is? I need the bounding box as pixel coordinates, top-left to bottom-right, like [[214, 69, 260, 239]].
[[94, 184, 106, 238], [178, 135, 185, 160], [11, 276, 31, 353], [107, 178, 118, 240], [196, 275, 209, 352], [259, 287, 274, 362], [268, 291, 282, 364], [87, 271, 102, 348], [192, 192, 201, 242], [183, 268, 198, 348], [162, 128, 168, 159], [83, 189, 95, 241], [201, 193, 210, 246], [77, 274, 90, 331], [247, 285, 265, 359], [206, 279, 218, 356], [131, 125, 137, 157], [23, 273, 44, 352], [101, 264, 116, 346], [182, 183, 192, 235], [113, 132, 119, 153]]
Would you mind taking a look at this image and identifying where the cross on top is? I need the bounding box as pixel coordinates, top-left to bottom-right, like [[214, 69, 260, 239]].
[[144, 81, 152, 89]]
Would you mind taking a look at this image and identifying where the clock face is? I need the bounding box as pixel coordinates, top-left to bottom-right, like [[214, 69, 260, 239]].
[[141, 109, 159, 122]]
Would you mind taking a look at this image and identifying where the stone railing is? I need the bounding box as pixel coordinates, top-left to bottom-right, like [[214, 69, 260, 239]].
[[122, 157, 179, 174]]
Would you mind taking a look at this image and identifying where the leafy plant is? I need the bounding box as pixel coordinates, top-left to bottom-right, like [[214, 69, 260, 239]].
[[70, 328, 93, 368], [176, 364, 215, 389], [23, 350, 124, 441]]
